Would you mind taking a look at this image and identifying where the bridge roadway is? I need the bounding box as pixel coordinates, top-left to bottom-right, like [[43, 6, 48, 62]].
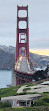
[[15, 56, 35, 74], [12, 56, 35, 86]]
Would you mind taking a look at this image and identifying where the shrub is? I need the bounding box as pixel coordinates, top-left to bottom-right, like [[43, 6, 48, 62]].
[[43, 97, 49, 103], [3, 101, 11, 108], [0, 102, 3, 108], [0, 97, 1, 100], [18, 92, 27, 95], [0, 101, 11, 108], [23, 88, 31, 92], [34, 97, 49, 106]]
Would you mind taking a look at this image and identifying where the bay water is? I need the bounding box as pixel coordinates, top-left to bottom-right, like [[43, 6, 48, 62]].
[[0, 70, 12, 89], [0, 70, 49, 89]]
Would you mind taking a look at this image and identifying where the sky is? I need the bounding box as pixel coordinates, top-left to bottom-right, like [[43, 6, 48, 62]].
[[0, 0, 49, 53], [30, 49, 49, 56]]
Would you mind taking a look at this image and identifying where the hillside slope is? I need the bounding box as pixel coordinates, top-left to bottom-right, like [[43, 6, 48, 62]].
[[30, 52, 49, 68], [0, 49, 15, 70]]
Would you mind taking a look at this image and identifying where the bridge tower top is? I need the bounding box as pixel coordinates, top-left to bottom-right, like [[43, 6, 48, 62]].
[[15, 5, 29, 62]]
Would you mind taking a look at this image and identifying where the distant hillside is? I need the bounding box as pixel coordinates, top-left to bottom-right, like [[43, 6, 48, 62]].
[[29, 52, 49, 68], [0, 45, 15, 54], [0, 49, 15, 70], [0, 45, 49, 70]]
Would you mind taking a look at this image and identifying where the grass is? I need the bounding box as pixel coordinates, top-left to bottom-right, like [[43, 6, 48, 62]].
[[1, 83, 49, 110], [33, 93, 49, 106], [0, 85, 20, 98], [0, 106, 49, 111], [0, 81, 41, 98], [27, 92, 38, 94], [23, 87, 31, 92], [17, 91, 38, 95], [0, 101, 11, 109], [25, 82, 35, 87], [0, 83, 37, 98], [43, 92, 49, 94]]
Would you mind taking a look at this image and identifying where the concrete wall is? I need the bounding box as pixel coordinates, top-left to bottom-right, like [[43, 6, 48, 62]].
[[11, 69, 16, 86]]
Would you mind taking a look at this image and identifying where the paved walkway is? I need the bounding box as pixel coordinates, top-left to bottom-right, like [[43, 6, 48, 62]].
[[27, 84, 49, 93], [17, 85, 27, 94], [17, 81, 49, 94], [1, 94, 41, 101]]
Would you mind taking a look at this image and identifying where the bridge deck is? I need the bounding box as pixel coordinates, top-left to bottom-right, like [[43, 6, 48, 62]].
[[12, 56, 35, 86], [15, 56, 34, 74]]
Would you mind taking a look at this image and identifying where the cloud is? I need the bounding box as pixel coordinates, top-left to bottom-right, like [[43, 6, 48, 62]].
[[0, 0, 49, 49]]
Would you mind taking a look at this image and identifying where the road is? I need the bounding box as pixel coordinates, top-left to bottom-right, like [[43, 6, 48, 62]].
[[15, 56, 35, 74]]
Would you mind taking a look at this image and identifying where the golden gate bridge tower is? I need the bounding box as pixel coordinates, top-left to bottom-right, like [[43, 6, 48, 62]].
[[12, 5, 35, 86], [16, 5, 29, 61]]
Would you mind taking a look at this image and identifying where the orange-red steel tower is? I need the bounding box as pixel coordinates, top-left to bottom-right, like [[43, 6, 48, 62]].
[[15, 5, 29, 62]]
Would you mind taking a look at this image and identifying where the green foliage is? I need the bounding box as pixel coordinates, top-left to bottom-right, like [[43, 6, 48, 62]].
[[33, 70, 47, 81], [27, 92, 38, 94], [0, 86, 20, 98], [0, 82, 36, 98], [34, 97, 49, 106], [23, 87, 31, 92], [0, 107, 49, 111], [0, 101, 11, 108], [0, 97, 1, 100], [21, 82, 35, 87], [43, 97, 49, 103], [0, 102, 3, 108], [43, 92, 49, 94], [45, 65, 48, 74], [26, 83, 35, 87]]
